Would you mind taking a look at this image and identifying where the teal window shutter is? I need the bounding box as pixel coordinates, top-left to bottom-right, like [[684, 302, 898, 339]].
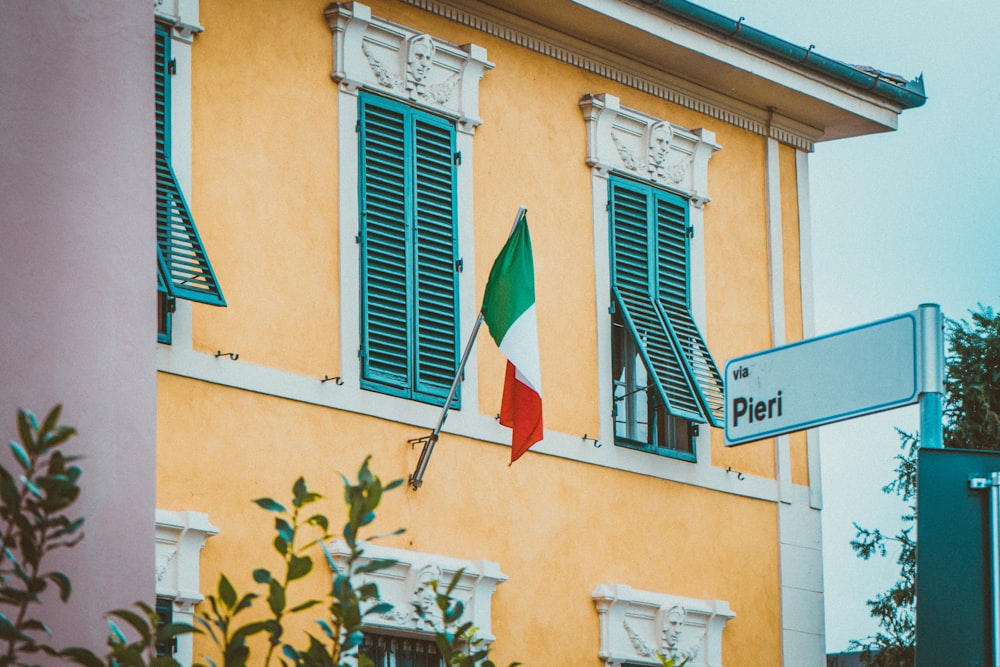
[[652, 193, 725, 427], [609, 177, 723, 427], [155, 23, 225, 308], [358, 94, 459, 407]]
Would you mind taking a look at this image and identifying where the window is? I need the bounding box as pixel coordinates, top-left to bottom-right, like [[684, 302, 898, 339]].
[[358, 92, 460, 407], [609, 176, 723, 458], [361, 633, 444, 667], [155, 597, 175, 658], [155, 21, 224, 344]]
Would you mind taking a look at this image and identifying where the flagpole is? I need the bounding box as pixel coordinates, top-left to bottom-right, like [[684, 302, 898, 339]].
[[408, 206, 527, 490]]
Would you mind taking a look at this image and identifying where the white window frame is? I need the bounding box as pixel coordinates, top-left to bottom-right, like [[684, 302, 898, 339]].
[[155, 509, 218, 666], [326, 1, 493, 428], [155, 0, 201, 352], [581, 92, 723, 475]]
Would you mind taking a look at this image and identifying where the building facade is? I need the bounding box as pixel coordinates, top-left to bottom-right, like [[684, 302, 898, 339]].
[[146, 1, 925, 665]]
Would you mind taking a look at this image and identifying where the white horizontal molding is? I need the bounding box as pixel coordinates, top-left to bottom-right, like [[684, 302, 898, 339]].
[[158, 345, 781, 502], [155, 509, 218, 607], [581, 92, 720, 206], [326, 2, 493, 133], [593, 583, 734, 667], [327, 541, 506, 643]]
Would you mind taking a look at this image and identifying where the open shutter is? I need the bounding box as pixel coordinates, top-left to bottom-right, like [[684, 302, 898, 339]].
[[653, 193, 724, 426], [359, 96, 411, 394], [610, 180, 704, 423], [155, 24, 225, 306], [411, 114, 459, 404]]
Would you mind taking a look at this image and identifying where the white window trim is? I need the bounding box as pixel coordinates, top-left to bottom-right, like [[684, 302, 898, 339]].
[[155, 0, 199, 353], [155, 509, 218, 666], [581, 92, 723, 469], [327, 540, 506, 645], [329, 1, 491, 420], [592, 584, 734, 667]]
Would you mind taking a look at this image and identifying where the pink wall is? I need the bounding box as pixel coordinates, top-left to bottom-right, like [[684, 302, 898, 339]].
[[0, 0, 156, 654]]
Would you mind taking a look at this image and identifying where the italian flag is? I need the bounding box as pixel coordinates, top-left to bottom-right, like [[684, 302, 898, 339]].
[[481, 211, 543, 464]]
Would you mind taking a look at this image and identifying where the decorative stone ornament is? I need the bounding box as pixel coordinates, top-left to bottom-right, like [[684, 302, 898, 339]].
[[327, 541, 507, 643], [592, 584, 734, 667], [580, 93, 720, 207], [325, 2, 493, 133]]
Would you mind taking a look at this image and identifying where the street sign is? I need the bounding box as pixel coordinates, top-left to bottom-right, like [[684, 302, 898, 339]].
[[724, 312, 919, 445]]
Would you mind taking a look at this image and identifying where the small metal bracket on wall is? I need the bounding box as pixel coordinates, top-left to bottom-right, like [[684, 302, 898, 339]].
[[321, 375, 344, 385], [215, 350, 239, 361]]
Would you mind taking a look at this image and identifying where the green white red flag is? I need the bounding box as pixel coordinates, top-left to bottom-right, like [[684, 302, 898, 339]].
[[481, 211, 543, 464]]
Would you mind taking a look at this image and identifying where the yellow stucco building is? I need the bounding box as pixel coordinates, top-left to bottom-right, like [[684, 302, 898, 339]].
[[150, 1, 925, 665]]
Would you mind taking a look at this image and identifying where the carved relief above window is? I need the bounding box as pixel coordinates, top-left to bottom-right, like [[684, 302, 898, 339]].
[[325, 2, 493, 133], [580, 93, 720, 207], [327, 541, 507, 643], [592, 584, 734, 667]]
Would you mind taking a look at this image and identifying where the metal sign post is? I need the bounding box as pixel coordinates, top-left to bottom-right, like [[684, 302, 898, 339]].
[[970, 472, 1000, 667]]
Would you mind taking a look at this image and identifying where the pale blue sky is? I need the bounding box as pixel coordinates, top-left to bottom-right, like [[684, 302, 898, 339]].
[[696, 0, 1000, 652]]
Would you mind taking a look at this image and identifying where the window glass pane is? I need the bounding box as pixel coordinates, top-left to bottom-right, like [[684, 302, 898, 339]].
[[361, 633, 443, 667]]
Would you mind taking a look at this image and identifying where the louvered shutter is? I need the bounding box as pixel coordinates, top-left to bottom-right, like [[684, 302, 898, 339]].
[[155, 24, 225, 306], [653, 193, 724, 426], [358, 94, 459, 406], [609, 179, 704, 423], [359, 97, 411, 395], [411, 115, 459, 403]]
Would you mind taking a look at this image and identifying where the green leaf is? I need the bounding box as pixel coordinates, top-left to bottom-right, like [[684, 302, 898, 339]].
[[273, 534, 289, 556], [218, 574, 237, 609], [20, 475, 42, 498], [60, 646, 105, 667], [275, 517, 294, 543], [253, 497, 287, 513], [234, 591, 258, 614], [107, 618, 128, 645], [8, 441, 30, 471], [45, 571, 71, 602], [253, 568, 273, 584], [17, 409, 36, 456], [289, 599, 321, 613], [267, 579, 286, 615], [306, 514, 330, 533], [39, 404, 63, 440], [108, 607, 153, 646], [288, 554, 312, 581], [355, 558, 396, 575]]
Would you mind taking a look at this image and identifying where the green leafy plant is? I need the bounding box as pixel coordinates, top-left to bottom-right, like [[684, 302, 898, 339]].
[[415, 569, 520, 667], [0, 405, 81, 663], [0, 405, 191, 666], [193, 456, 405, 667], [63, 601, 194, 667]]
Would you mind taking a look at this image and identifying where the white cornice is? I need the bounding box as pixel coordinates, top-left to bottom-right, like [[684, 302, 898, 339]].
[[400, 0, 819, 151], [325, 2, 493, 133]]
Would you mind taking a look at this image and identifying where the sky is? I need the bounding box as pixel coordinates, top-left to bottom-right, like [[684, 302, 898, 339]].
[[694, 0, 1000, 653]]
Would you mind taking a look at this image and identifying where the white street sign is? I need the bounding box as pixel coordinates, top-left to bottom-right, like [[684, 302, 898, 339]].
[[724, 312, 919, 445]]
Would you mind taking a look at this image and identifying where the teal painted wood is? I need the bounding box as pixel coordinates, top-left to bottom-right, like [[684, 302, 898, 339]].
[[609, 176, 724, 427], [155, 23, 225, 307], [358, 93, 459, 407], [652, 191, 725, 427], [609, 177, 704, 423]]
